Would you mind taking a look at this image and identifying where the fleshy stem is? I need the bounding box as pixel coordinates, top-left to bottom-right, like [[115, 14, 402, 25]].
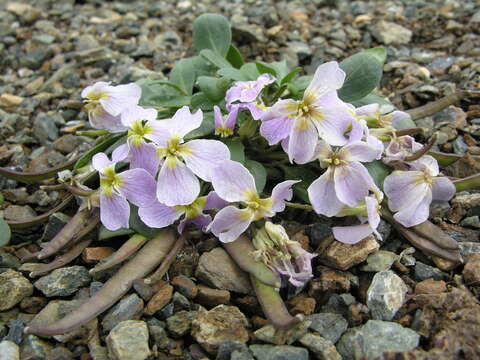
[[285, 202, 313, 211]]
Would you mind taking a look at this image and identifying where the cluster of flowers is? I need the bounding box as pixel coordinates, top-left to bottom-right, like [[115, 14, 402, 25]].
[[81, 61, 455, 286]]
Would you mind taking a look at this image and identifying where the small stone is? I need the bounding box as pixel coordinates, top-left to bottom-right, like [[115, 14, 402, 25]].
[[414, 262, 448, 281], [45, 346, 73, 360], [414, 279, 447, 295], [33, 113, 59, 144], [106, 320, 150, 360], [195, 248, 252, 294], [196, 285, 230, 307], [191, 305, 249, 354], [216, 340, 250, 360], [337, 320, 420, 360], [0, 340, 19, 360], [299, 333, 341, 360], [318, 235, 379, 270], [367, 270, 408, 321], [0, 270, 33, 311], [0, 94, 24, 106], [146, 318, 169, 349], [53, 135, 86, 154], [102, 294, 144, 332], [82, 247, 115, 264], [306, 313, 348, 344], [460, 216, 480, 229], [6, 320, 24, 345], [34, 266, 91, 297], [463, 254, 480, 284], [144, 284, 173, 315], [19, 297, 47, 314], [4, 205, 37, 222], [172, 291, 191, 311], [371, 21, 412, 45], [42, 213, 71, 241], [254, 321, 310, 345], [249, 345, 309, 360], [171, 275, 198, 299], [310, 266, 351, 294], [20, 335, 53, 360], [287, 295, 316, 315], [361, 251, 398, 272], [166, 310, 198, 338]]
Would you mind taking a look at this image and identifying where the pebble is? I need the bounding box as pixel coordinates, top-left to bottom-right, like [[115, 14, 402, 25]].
[[172, 291, 191, 312], [45, 346, 73, 360], [0, 269, 33, 311], [306, 313, 348, 344], [33, 112, 59, 144], [106, 320, 151, 360], [287, 295, 316, 315], [367, 270, 408, 321], [371, 21, 412, 45], [41, 213, 71, 241], [249, 345, 309, 360], [361, 251, 398, 272], [254, 321, 310, 345], [414, 279, 447, 295], [337, 320, 420, 360], [413, 262, 449, 281], [462, 253, 480, 284], [20, 335, 53, 360], [146, 318, 169, 349], [5, 320, 24, 345], [195, 248, 252, 294], [34, 266, 91, 297], [216, 340, 251, 360], [171, 275, 198, 299], [191, 305, 249, 354], [144, 283, 173, 315], [460, 216, 480, 229], [0, 340, 20, 360], [166, 310, 198, 338], [102, 294, 144, 332], [3, 205, 37, 222], [82, 247, 115, 264], [196, 284, 230, 307], [299, 333, 341, 360]]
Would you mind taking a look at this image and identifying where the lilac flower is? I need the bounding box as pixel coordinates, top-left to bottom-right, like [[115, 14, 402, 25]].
[[151, 106, 230, 206], [138, 192, 228, 233], [355, 103, 410, 130], [384, 156, 456, 227], [252, 222, 316, 287], [332, 195, 382, 244], [92, 147, 156, 231], [260, 61, 354, 164], [307, 140, 381, 217], [208, 160, 300, 243], [213, 105, 239, 137], [82, 82, 141, 132], [383, 135, 422, 164]]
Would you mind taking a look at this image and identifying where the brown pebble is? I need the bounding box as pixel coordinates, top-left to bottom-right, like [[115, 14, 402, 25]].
[[287, 295, 316, 315], [463, 254, 480, 284], [415, 279, 447, 295], [196, 285, 230, 307], [171, 275, 198, 299], [251, 315, 268, 329], [20, 296, 47, 314], [145, 283, 173, 315], [82, 247, 115, 264]]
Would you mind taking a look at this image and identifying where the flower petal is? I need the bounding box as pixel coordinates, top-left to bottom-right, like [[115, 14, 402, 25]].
[[334, 162, 375, 207], [182, 139, 231, 181], [340, 141, 382, 163], [92, 153, 113, 171], [208, 206, 253, 243], [157, 157, 200, 206], [213, 105, 223, 129], [260, 115, 294, 145], [100, 193, 130, 231], [100, 83, 141, 116], [138, 202, 182, 228], [129, 142, 160, 177], [333, 224, 373, 244], [305, 61, 345, 99], [271, 180, 301, 213], [261, 99, 297, 122], [384, 170, 430, 212], [178, 214, 212, 234], [117, 168, 157, 207], [166, 106, 203, 138], [365, 196, 381, 232], [431, 176, 455, 201], [121, 105, 157, 127], [204, 191, 229, 210], [313, 105, 351, 146], [111, 143, 130, 163], [288, 117, 318, 164], [394, 190, 432, 227], [307, 168, 344, 216], [89, 111, 126, 133], [211, 160, 256, 202]]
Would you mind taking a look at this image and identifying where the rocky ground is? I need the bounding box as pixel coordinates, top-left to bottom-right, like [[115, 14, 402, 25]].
[[0, 0, 480, 359]]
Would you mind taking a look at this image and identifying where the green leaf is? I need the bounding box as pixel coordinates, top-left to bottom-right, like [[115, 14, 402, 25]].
[[154, 96, 192, 108], [169, 58, 196, 95], [281, 166, 316, 203], [223, 138, 245, 163], [338, 51, 383, 102], [74, 134, 124, 171], [197, 76, 231, 102], [129, 205, 162, 238], [240, 63, 260, 80], [364, 160, 391, 190], [151, 81, 188, 96], [244, 159, 267, 193], [136, 78, 186, 107], [226, 45, 244, 68], [200, 49, 233, 69], [288, 75, 312, 97], [0, 158, 77, 183], [281, 67, 302, 85], [191, 92, 217, 111], [192, 55, 218, 78], [193, 13, 232, 56], [256, 62, 277, 77], [184, 112, 215, 140], [98, 226, 135, 240], [429, 151, 463, 166], [453, 174, 480, 192], [0, 192, 4, 206], [0, 217, 11, 247], [362, 47, 387, 65], [217, 68, 249, 81], [393, 113, 416, 130], [350, 92, 391, 107], [268, 60, 291, 79]]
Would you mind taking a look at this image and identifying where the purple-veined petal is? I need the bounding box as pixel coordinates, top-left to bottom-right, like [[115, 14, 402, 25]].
[[260, 115, 294, 145], [81, 82, 109, 99], [182, 139, 231, 181], [393, 190, 432, 227], [111, 143, 130, 163], [307, 168, 344, 216], [92, 153, 113, 171], [116, 168, 157, 207], [333, 224, 373, 244], [121, 105, 157, 127], [390, 110, 411, 128], [356, 103, 379, 117], [213, 105, 223, 129], [408, 155, 439, 176], [89, 111, 126, 133], [365, 196, 381, 232], [313, 140, 333, 163], [138, 202, 183, 228], [348, 118, 365, 143], [225, 86, 243, 105], [100, 193, 130, 231], [261, 99, 297, 122], [164, 106, 203, 139], [129, 141, 159, 177], [288, 117, 319, 164], [157, 157, 200, 206], [208, 206, 253, 243], [143, 120, 172, 147], [225, 105, 240, 129], [271, 180, 301, 213], [211, 160, 256, 202], [340, 141, 382, 163], [178, 214, 212, 234], [241, 102, 265, 120], [384, 170, 430, 212], [305, 61, 345, 100], [313, 105, 351, 146], [334, 162, 375, 207], [204, 191, 229, 210], [431, 176, 455, 201], [100, 83, 141, 116]]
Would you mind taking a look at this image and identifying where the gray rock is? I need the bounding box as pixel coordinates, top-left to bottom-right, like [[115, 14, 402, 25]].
[[361, 251, 398, 272], [0, 270, 33, 311], [414, 262, 448, 281], [34, 266, 91, 297], [216, 340, 251, 360], [299, 333, 341, 360], [453, 137, 468, 154], [147, 318, 169, 349], [106, 320, 150, 360], [0, 250, 21, 269], [5, 320, 24, 345], [254, 321, 310, 345], [337, 320, 420, 360], [3, 205, 37, 222], [195, 248, 252, 294], [249, 345, 309, 360], [33, 113, 59, 144], [166, 310, 198, 338], [459, 242, 480, 257], [102, 294, 144, 332], [460, 216, 480, 229], [20, 335, 53, 360], [172, 291, 191, 312], [286, 41, 312, 62], [367, 271, 408, 321], [306, 313, 348, 344], [45, 346, 73, 360], [0, 340, 19, 360], [371, 21, 412, 45]]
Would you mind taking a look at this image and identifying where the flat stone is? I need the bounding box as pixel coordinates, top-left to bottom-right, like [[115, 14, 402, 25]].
[[0, 270, 33, 311], [306, 313, 348, 344], [254, 321, 310, 345], [82, 247, 115, 264], [144, 284, 173, 315], [414, 279, 447, 295], [195, 248, 252, 294], [0, 250, 21, 269], [171, 275, 198, 299], [249, 345, 309, 360], [361, 251, 398, 272], [414, 262, 448, 281], [337, 320, 420, 360], [463, 253, 480, 284], [34, 266, 91, 297], [4, 205, 37, 222], [0, 340, 19, 360], [6, 320, 24, 345], [299, 333, 341, 360], [191, 305, 249, 354], [20, 335, 53, 360], [102, 294, 144, 332], [41, 213, 71, 242], [318, 235, 379, 270], [367, 271, 408, 321], [371, 21, 412, 45], [196, 285, 230, 307], [33, 113, 59, 144], [45, 346, 73, 360], [166, 310, 198, 338], [216, 340, 251, 360], [106, 320, 150, 360], [287, 295, 316, 315], [146, 318, 169, 349]]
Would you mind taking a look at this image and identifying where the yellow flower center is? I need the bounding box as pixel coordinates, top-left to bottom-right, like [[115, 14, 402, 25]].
[[84, 91, 109, 113], [215, 127, 234, 138], [175, 197, 207, 219], [100, 165, 124, 197], [415, 171, 433, 186], [243, 190, 273, 221], [128, 120, 153, 146], [156, 135, 192, 168], [324, 153, 346, 167]]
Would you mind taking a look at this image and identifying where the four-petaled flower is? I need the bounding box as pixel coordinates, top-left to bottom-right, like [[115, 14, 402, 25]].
[[208, 160, 300, 243], [93, 147, 156, 231], [213, 105, 239, 137]]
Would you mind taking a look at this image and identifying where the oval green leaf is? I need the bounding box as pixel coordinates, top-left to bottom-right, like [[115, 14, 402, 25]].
[[244, 159, 267, 193], [169, 58, 196, 95], [193, 13, 232, 56], [0, 217, 11, 247]]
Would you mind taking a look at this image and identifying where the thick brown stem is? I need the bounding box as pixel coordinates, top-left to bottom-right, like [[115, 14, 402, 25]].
[[143, 235, 185, 284], [0, 157, 79, 183], [406, 90, 467, 120], [404, 134, 437, 162], [25, 230, 176, 336], [89, 234, 147, 274]]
